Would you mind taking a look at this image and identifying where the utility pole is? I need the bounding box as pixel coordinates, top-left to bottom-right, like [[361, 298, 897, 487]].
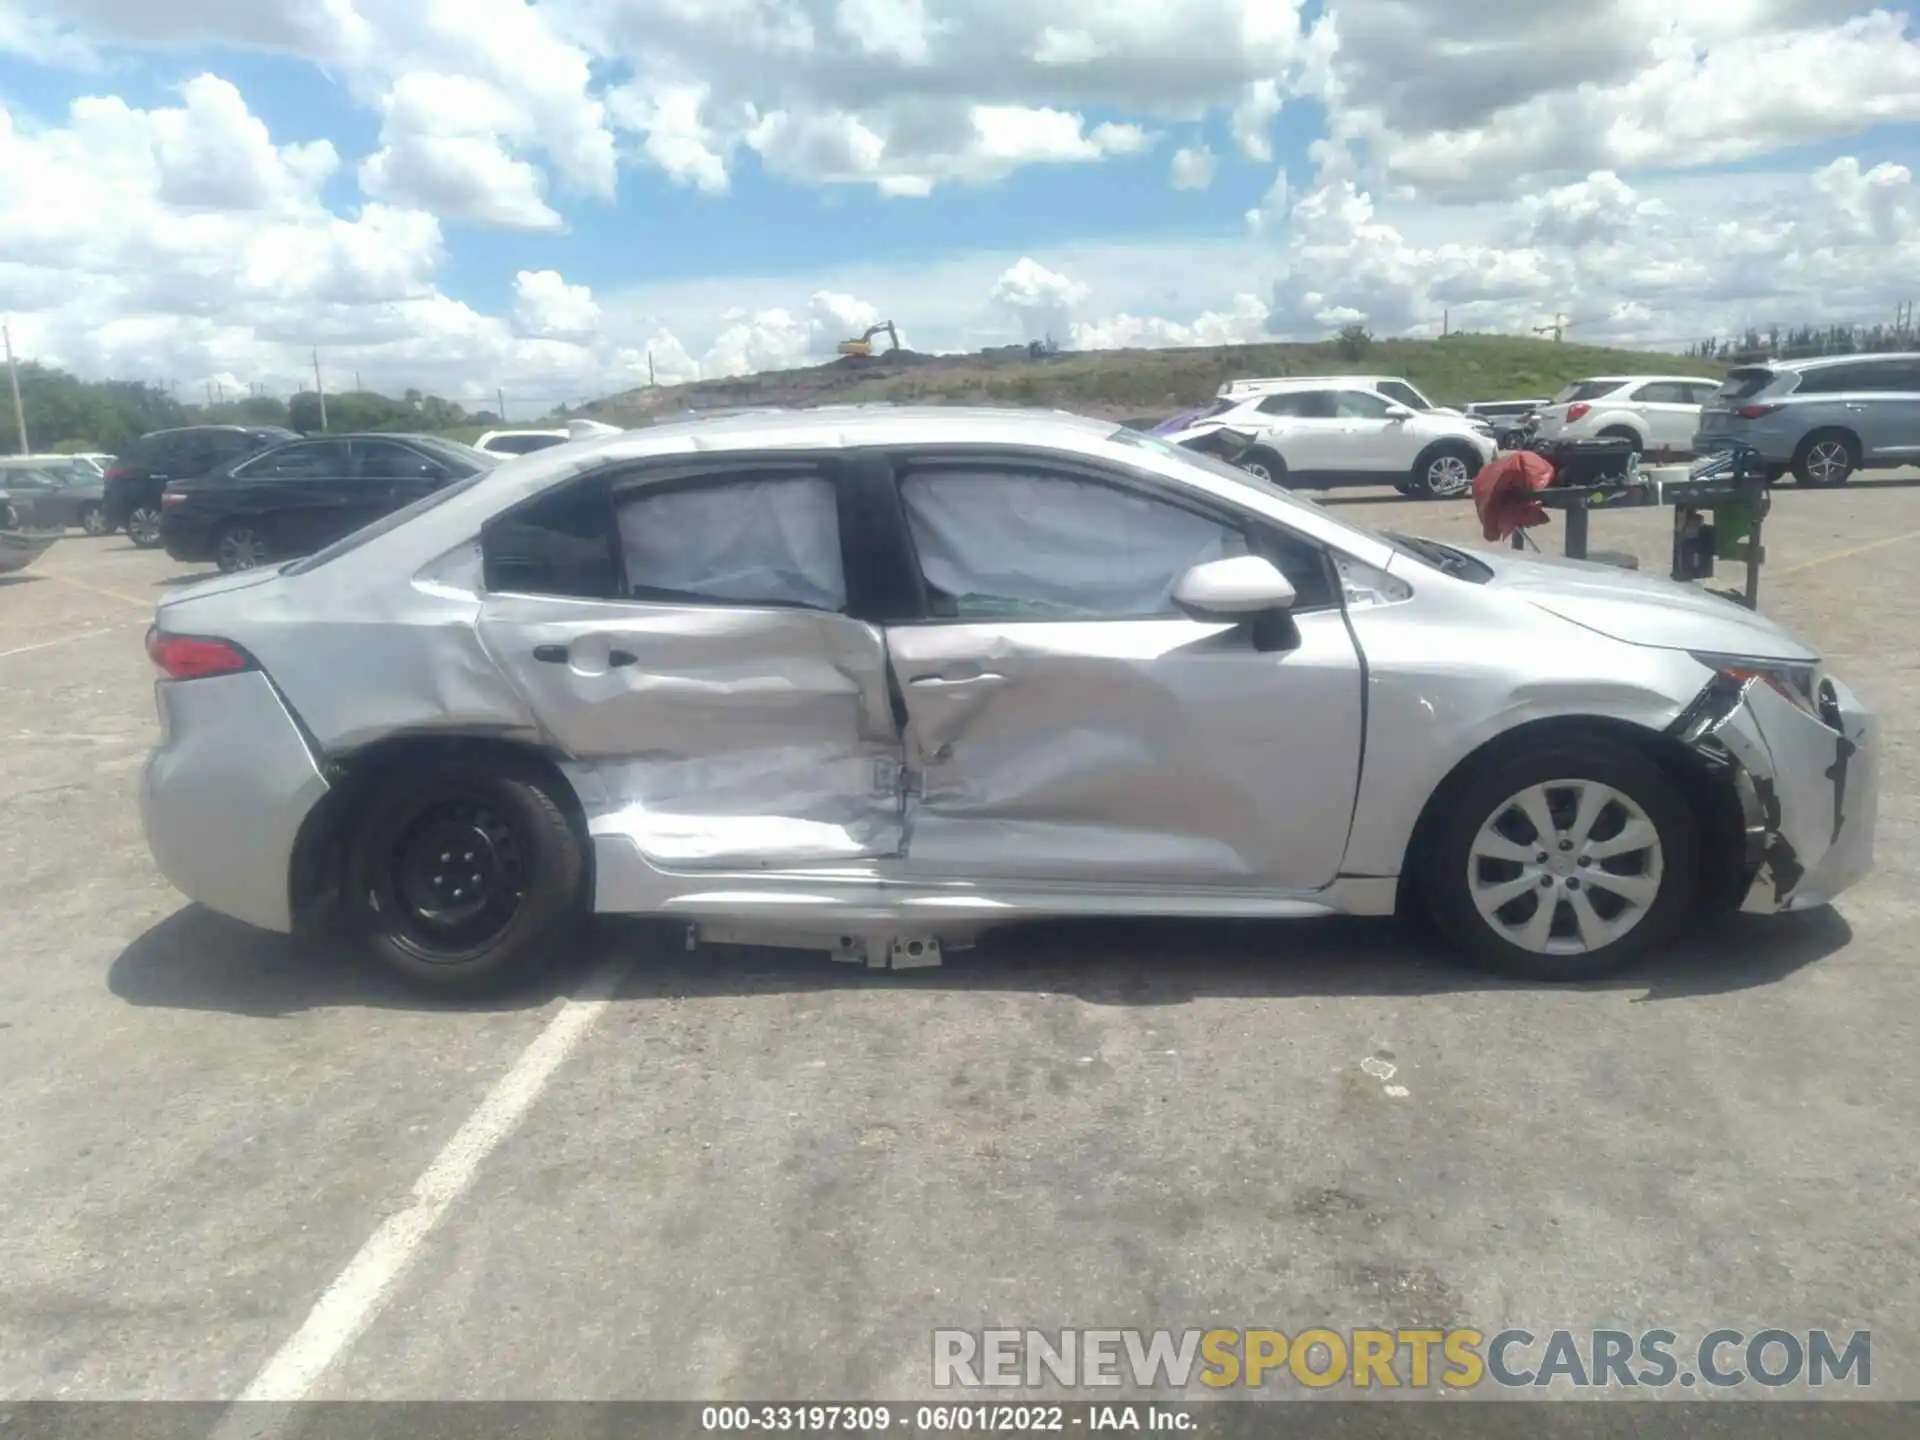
[[215, 379, 225, 405], [312, 349, 328, 433], [3, 319, 27, 455], [1441, 309, 1449, 338], [648, 350, 656, 387], [497, 386, 506, 421], [206, 380, 215, 407], [354, 370, 362, 393]]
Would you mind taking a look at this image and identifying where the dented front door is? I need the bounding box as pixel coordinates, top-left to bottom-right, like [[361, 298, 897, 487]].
[[885, 613, 1365, 889]]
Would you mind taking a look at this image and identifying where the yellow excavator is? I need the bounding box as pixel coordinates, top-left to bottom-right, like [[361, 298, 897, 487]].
[[837, 321, 901, 358]]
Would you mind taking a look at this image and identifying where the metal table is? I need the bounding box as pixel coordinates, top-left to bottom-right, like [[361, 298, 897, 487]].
[[1509, 450, 1773, 608]]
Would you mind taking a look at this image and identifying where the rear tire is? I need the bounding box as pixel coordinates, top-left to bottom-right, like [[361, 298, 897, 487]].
[[1238, 446, 1286, 484], [1791, 431, 1857, 487], [346, 755, 588, 993], [215, 521, 272, 572], [79, 504, 108, 536], [127, 505, 164, 548], [1407, 442, 1480, 499], [1419, 737, 1698, 981]]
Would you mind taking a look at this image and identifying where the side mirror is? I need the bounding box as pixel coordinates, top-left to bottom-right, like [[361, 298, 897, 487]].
[[1383, 403, 1414, 420], [1173, 555, 1297, 622]]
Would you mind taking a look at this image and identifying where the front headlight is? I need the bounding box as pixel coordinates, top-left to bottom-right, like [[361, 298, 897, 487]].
[[1690, 652, 1824, 719]]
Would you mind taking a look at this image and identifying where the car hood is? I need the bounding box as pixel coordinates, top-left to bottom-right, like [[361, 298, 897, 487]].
[[1471, 547, 1820, 661]]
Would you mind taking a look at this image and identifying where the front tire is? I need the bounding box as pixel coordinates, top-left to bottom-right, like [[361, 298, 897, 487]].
[[346, 755, 587, 992], [1420, 737, 1698, 980], [1407, 443, 1480, 499], [127, 505, 164, 548], [79, 504, 108, 536], [1792, 431, 1857, 487]]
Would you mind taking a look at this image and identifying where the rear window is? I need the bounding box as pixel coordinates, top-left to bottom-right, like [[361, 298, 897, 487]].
[[1551, 380, 1625, 403], [1717, 368, 1777, 401], [486, 434, 567, 456]]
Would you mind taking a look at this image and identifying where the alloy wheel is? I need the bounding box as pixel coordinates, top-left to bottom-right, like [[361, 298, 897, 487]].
[[1425, 454, 1474, 497], [127, 506, 162, 547], [217, 526, 268, 571], [1805, 439, 1852, 485], [1239, 459, 1275, 482], [81, 505, 108, 536], [1466, 779, 1664, 955]]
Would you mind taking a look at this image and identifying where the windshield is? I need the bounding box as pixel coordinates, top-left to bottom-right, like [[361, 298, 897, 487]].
[[410, 436, 499, 472]]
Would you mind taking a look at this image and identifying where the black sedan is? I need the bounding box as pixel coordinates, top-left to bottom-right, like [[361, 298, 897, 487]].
[[160, 433, 499, 572], [0, 460, 110, 533]]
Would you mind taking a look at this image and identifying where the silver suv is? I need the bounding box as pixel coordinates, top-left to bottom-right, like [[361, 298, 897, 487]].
[[1692, 352, 1920, 486]]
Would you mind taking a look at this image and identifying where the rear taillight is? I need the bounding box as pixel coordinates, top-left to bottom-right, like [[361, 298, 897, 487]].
[[1565, 402, 1592, 422], [104, 466, 131, 481], [146, 629, 254, 680], [161, 491, 186, 506], [1735, 403, 1783, 420]]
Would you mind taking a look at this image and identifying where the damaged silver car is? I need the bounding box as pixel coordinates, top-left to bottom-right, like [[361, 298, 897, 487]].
[[139, 407, 1876, 991]]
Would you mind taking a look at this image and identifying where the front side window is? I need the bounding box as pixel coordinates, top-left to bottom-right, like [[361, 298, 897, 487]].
[[354, 440, 441, 480], [615, 472, 846, 611], [239, 440, 349, 480], [1259, 391, 1334, 418], [898, 467, 1246, 621], [1334, 390, 1396, 419]]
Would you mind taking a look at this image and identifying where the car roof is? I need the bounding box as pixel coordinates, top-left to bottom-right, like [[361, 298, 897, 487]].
[[1766, 351, 1920, 373], [1572, 374, 1714, 385]]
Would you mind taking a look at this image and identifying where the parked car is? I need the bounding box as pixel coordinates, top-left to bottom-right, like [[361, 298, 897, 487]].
[[0, 457, 109, 533], [1220, 374, 1467, 417], [159, 432, 499, 572], [139, 406, 1875, 994], [1692, 352, 1920, 486], [105, 425, 299, 548], [1169, 380, 1498, 496], [1529, 376, 1722, 460], [475, 429, 570, 458]]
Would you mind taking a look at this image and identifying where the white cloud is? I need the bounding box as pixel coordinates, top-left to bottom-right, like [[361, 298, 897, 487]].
[[1169, 144, 1215, 191], [513, 270, 602, 340], [4, 0, 1920, 410]]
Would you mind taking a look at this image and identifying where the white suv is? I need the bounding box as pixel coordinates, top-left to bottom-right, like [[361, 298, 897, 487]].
[[1179, 380, 1497, 497], [1530, 376, 1722, 459], [1219, 374, 1466, 418]]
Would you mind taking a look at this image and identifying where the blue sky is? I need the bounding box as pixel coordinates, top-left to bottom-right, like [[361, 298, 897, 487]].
[[1, 1, 1916, 401]]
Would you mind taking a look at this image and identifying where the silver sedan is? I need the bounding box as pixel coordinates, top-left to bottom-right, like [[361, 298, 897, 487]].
[[139, 406, 1876, 991]]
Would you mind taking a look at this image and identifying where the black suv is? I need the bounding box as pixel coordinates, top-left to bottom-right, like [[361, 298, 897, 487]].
[[104, 425, 298, 547]]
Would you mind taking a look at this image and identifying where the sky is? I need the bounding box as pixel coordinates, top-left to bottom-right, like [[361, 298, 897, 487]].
[[0, 1, 1917, 414]]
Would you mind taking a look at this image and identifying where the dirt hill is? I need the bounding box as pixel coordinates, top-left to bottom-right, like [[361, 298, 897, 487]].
[[578, 334, 1726, 428]]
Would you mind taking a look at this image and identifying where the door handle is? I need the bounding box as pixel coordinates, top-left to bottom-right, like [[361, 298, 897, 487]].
[[909, 672, 1005, 689], [532, 644, 568, 664]]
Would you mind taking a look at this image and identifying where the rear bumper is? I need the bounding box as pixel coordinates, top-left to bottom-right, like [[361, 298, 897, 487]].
[[140, 671, 331, 933], [1676, 673, 1877, 913]]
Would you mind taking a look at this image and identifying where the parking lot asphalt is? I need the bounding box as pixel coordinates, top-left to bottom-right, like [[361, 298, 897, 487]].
[[3, 474, 1919, 1404]]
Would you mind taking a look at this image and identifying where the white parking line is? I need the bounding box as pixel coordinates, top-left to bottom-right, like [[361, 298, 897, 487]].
[[218, 955, 633, 1415], [0, 623, 141, 660]]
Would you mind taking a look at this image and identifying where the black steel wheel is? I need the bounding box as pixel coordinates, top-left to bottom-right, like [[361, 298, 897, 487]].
[[348, 754, 587, 991]]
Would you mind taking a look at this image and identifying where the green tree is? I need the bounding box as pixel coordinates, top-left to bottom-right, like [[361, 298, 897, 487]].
[[1336, 323, 1373, 361]]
